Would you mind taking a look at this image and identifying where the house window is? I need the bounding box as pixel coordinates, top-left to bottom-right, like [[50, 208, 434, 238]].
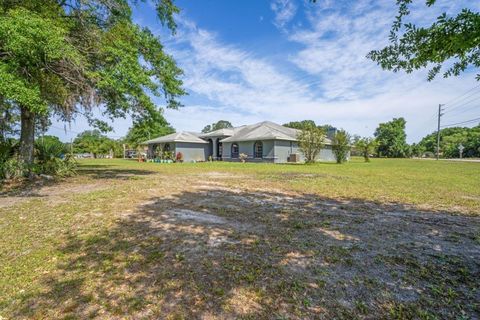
[[254, 141, 263, 158], [231, 143, 239, 158]]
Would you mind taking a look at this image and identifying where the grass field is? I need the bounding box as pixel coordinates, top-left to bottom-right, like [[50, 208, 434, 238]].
[[1, 158, 479, 319]]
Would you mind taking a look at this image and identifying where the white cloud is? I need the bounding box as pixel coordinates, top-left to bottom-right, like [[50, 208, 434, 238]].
[[165, 12, 479, 143], [270, 0, 297, 29], [51, 2, 480, 143]]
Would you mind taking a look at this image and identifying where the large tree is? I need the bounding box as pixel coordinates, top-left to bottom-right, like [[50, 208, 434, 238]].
[[367, 1, 480, 81], [374, 118, 410, 158], [73, 130, 119, 158], [0, 0, 185, 166], [125, 110, 175, 148], [201, 120, 233, 133], [417, 125, 480, 158]]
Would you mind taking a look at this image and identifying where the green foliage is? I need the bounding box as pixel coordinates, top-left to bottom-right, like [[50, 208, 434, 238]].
[[73, 130, 118, 158], [201, 120, 233, 133], [417, 125, 480, 158], [35, 136, 66, 162], [0, 157, 25, 180], [34, 155, 77, 177], [126, 110, 175, 148], [355, 137, 377, 162], [368, 0, 480, 81], [0, 0, 185, 163], [411, 143, 427, 158], [297, 126, 325, 163], [0, 101, 19, 141], [283, 120, 317, 130], [0, 138, 18, 165], [374, 118, 410, 158], [284, 120, 335, 133], [332, 130, 351, 164]]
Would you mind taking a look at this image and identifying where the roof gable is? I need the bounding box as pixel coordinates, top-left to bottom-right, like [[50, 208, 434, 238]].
[[144, 131, 207, 144]]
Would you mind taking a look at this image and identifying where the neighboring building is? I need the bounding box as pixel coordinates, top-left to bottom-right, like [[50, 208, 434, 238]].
[[144, 131, 208, 162], [143, 121, 338, 163]]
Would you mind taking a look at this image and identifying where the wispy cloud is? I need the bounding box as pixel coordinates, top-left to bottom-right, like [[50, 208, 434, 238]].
[[270, 0, 297, 29], [163, 15, 477, 142]]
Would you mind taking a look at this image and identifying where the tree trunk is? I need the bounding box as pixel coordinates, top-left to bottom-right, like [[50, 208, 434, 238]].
[[19, 106, 35, 166]]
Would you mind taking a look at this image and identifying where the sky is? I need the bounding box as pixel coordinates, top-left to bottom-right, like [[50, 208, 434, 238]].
[[47, 0, 480, 143]]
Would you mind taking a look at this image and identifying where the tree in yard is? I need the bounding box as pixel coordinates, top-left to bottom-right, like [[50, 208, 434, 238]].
[[73, 130, 117, 158], [374, 118, 409, 158], [367, 1, 480, 81], [332, 130, 351, 164], [355, 137, 377, 162], [125, 110, 175, 148], [297, 126, 325, 163], [201, 120, 233, 133], [411, 143, 426, 158], [416, 125, 480, 158], [0, 1, 185, 167]]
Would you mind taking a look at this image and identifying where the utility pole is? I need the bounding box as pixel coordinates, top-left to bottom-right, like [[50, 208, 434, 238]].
[[436, 104, 445, 160]]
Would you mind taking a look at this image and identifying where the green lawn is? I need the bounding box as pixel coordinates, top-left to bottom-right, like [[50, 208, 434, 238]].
[[78, 157, 480, 214], [0, 158, 479, 319]]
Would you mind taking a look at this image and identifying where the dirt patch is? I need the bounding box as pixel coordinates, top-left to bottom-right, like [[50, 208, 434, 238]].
[[0, 180, 108, 208]]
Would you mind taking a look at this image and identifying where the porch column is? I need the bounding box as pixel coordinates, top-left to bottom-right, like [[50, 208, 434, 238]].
[[212, 138, 218, 159]]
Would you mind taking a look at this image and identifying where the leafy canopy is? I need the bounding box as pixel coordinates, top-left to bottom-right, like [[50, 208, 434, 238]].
[[417, 125, 480, 158], [284, 120, 335, 133], [355, 137, 377, 162], [125, 110, 175, 148], [367, 0, 480, 81], [0, 0, 185, 128], [297, 126, 325, 163], [73, 130, 119, 157], [374, 118, 410, 158], [201, 120, 233, 133]]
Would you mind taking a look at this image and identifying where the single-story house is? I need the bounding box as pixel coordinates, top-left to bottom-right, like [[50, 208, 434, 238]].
[[144, 121, 339, 163]]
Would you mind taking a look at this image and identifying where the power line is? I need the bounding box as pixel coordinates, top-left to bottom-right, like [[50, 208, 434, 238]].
[[443, 92, 480, 114], [440, 117, 480, 128], [443, 83, 480, 108], [445, 104, 479, 117]]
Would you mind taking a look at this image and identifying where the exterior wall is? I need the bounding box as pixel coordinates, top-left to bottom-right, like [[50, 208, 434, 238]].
[[174, 142, 208, 162], [273, 140, 297, 163], [222, 140, 275, 162], [316, 145, 336, 162], [273, 140, 337, 163]]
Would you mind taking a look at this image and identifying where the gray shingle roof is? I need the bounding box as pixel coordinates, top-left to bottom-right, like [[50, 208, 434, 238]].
[[143, 131, 208, 144], [220, 121, 299, 142]]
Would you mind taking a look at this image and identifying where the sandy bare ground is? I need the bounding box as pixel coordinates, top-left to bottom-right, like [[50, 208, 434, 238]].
[[4, 170, 480, 319]]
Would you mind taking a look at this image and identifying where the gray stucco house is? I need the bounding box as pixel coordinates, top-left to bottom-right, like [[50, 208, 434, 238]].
[[144, 121, 337, 163]]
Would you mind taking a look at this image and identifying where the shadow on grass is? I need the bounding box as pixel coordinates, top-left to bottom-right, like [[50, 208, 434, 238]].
[[11, 187, 480, 319]]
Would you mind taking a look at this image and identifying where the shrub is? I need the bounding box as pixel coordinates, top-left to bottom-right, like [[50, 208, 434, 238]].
[[297, 126, 325, 163], [35, 136, 66, 162], [239, 153, 248, 163], [332, 130, 351, 164], [176, 152, 183, 162], [355, 137, 377, 162], [0, 138, 18, 165], [1, 157, 25, 180]]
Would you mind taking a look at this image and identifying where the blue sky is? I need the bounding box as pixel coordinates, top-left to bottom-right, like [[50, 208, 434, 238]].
[[48, 0, 480, 143]]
